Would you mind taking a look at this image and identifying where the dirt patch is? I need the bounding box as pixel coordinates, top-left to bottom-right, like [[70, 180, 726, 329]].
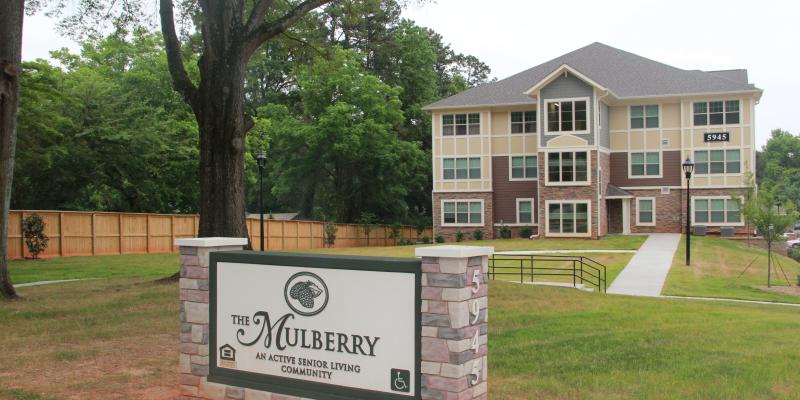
[[755, 285, 800, 297]]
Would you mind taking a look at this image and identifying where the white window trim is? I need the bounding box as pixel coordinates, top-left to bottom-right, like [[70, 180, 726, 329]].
[[691, 196, 744, 227], [635, 197, 656, 226], [508, 110, 537, 135], [440, 199, 485, 227], [516, 198, 536, 225], [691, 100, 741, 127], [693, 149, 742, 176], [544, 150, 592, 187], [628, 151, 663, 179], [544, 200, 592, 238], [508, 155, 538, 181], [442, 157, 482, 181], [629, 104, 661, 130], [544, 97, 591, 135], [441, 112, 482, 136]]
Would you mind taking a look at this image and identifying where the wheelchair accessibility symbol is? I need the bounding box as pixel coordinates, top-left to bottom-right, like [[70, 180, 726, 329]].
[[390, 368, 410, 393]]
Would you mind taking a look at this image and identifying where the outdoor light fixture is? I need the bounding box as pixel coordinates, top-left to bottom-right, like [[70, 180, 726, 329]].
[[682, 157, 695, 266], [256, 153, 267, 251]]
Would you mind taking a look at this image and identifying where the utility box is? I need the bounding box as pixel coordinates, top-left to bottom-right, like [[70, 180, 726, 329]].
[[720, 227, 735, 237], [693, 226, 707, 236]]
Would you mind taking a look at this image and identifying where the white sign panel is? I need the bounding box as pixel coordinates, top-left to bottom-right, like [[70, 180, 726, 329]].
[[209, 252, 421, 400]]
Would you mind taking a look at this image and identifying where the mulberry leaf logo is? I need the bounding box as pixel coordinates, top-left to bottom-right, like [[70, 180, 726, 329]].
[[284, 272, 329, 316]]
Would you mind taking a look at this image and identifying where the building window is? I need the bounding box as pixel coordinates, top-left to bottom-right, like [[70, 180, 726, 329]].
[[636, 198, 655, 226], [547, 152, 589, 183], [630, 152, 660, 177], [511, 111, 536, 133], [693, 100, 740, 126], [694, 150, 740, 174], [511, 156, 538, 179], [694, 198, 741, 225], [442, 113, 480, 136], [630, 105, 659, 129], [517, 198, 534, 224], [546, 99, 588, 133], [443, 158, 481, 180], [442, 200, 483, 226], [547, 202, 590, 234]]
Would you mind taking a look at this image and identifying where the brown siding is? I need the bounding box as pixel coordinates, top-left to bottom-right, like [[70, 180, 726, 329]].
[[610, 150, 682, 187], [491, 156, 538, 224]]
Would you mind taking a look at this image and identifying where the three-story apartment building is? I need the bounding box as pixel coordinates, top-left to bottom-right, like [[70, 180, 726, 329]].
[[425, 43, 762, 240]]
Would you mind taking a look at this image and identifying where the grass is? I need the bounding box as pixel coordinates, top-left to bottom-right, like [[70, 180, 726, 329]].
[[8, 253, 179, 284], [1, 277, 798, 399], [664, 237, 800, 304]]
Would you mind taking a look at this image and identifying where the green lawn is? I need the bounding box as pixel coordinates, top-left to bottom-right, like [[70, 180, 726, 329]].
[[8, 253, 179, 284], [2, 276, 798, 399], [664, 237, 800, 304]]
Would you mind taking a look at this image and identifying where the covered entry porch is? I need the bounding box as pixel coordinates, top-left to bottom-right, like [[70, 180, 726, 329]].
[[606, 185, 633, 235]]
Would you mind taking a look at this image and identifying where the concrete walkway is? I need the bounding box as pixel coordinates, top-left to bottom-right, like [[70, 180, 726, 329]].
[[14, 279, 86, 288], [495, 249, 637, 255], [607, 233, 681, 297]]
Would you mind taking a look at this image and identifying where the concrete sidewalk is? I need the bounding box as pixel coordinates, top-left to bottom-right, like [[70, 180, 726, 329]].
[[607, 234, 681, 297]]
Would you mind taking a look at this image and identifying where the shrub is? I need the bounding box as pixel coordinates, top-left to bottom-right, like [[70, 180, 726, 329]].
[[519, 226, 533, 238], [23, 213, 49, 259], [498, 223, 511, 239], [435, 235, 445, 243], [789, 247, 800, 263], [421, 235, 430, 244], [472, 229, 484, 241], [323, 221, 338, 247], [455, 229, 464, 242], [389, 222, 402, 244]]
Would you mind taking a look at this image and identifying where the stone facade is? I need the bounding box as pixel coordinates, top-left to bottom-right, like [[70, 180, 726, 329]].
[[433, 192, 494, 242], [416, 246, 492, 400], [537, 150, 602, 239]]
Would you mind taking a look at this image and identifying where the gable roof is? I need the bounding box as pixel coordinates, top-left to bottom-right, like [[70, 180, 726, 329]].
[[424, 42, 761, 110]]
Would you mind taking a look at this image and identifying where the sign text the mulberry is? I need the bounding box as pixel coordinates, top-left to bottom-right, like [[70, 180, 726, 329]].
[[208, 251, 421, 400]]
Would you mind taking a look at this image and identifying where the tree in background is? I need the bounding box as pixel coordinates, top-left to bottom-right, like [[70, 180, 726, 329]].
[[356, 212, 378, 247], [741, 189, 798, 287], [0, 0, 24, 299], [760, 128, 800, 204]]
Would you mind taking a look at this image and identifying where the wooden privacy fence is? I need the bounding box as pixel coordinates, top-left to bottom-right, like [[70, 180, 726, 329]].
[[6, 210, 433, 260]]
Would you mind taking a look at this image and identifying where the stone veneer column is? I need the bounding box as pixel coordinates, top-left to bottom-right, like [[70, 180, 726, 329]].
[[415, 245, 494, 400], [176, 237, 249, 400]]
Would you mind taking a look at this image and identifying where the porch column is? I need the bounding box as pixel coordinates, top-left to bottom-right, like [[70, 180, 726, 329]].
[[622, 198, 631, 234]]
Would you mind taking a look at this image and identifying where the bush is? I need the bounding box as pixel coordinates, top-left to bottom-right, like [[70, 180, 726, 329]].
[[789, 247, 800, 263], [389, 222, 402, 244], [519, 226, 533, 238], [421, 235, 430, 244], [323, 221, 338, 247], [472, 229, 484, 241], [435, 235, 445, 243], [455, 229, 464, 242], [498, 223, 511, 239], [22, 213, 49, 259]]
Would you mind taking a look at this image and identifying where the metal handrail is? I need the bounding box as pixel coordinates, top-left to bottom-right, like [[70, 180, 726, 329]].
[[488, 254, 608, 293]]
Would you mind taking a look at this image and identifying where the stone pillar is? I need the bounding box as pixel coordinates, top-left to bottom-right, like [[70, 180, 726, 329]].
[[415, 245, 493, 400], [176, 237, 247, 400]]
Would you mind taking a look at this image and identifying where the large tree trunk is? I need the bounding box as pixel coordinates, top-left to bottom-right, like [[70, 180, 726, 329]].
[[196, 51, 249, 238], [0, 0, 24, 300]]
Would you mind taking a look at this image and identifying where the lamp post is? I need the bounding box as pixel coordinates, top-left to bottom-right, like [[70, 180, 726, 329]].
[[682, 158, 695, 266], [256, 153, 267, 251], [767, 223, 774, 287]]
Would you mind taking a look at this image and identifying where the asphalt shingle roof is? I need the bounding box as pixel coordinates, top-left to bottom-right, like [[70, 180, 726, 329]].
[[424, 42, 760, 110]]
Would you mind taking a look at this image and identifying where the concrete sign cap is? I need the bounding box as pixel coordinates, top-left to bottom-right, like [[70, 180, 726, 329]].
[[415, 245, 494, 258], [174, 237, 249, 248]]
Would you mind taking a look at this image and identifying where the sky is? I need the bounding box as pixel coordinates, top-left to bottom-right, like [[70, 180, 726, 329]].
[[21, 0, 800, 147]]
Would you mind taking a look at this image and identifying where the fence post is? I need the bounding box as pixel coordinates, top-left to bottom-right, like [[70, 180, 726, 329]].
[[91, 213, 96, 256], [119, 214, 124, 254], [59, 211, 64, 257], [146, 215, 151, 254]]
